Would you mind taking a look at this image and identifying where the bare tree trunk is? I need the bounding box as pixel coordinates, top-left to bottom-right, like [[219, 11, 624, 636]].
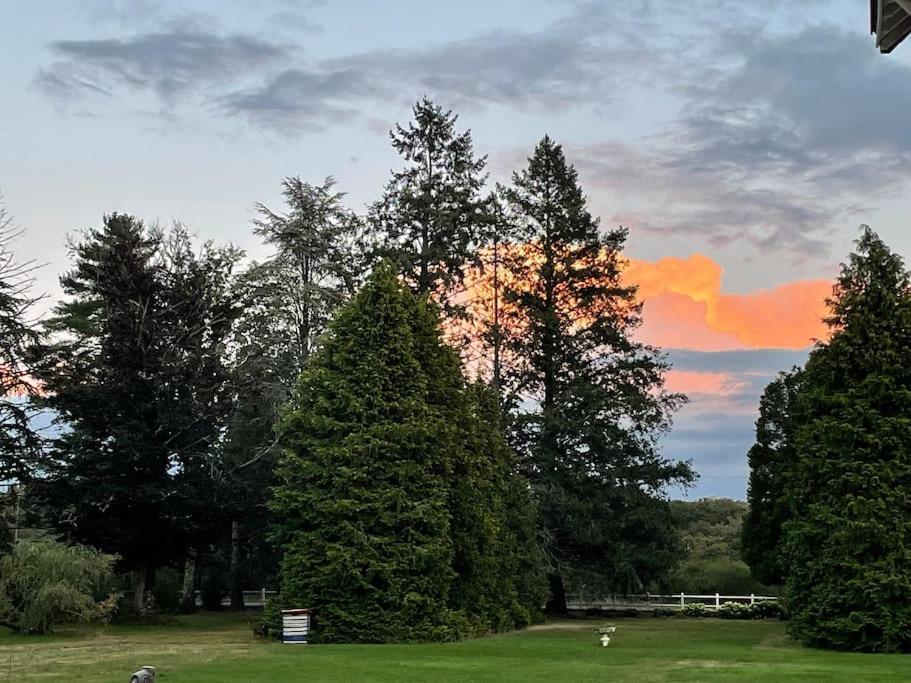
[[181, 548, 197, 612], [546, 573, 568, 616], [229, 520, 244, 610], [492, 239, 501, 395], [132, 561, 147, 614]]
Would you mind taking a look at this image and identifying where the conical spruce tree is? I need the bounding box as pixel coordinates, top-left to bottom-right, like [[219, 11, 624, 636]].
[[448, 382, 547, 633], [784, 227, 911, 652], [271, 264, 459, 642], [271, 264, 545, 641]]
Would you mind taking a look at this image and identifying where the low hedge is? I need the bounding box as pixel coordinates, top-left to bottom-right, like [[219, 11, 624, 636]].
[[681, 601, 783, 620]]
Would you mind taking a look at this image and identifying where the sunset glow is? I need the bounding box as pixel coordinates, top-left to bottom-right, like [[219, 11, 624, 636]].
[[626, 255, 832, 352]]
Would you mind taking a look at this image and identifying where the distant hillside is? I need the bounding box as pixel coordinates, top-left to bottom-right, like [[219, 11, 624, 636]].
[[665, 498, 775, 595]]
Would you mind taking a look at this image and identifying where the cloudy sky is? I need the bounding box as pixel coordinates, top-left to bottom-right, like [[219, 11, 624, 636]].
[[3, 0, 910, 499]]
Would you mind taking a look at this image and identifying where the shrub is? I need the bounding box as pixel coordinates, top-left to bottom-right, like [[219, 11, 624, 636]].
[[669, 558, 770, 595], [681, 603, 710, 618], [0, 540, 119, 634], [717, 601, 752, 619], [749, 601, 783, 620], [261, 596, 284, 640]]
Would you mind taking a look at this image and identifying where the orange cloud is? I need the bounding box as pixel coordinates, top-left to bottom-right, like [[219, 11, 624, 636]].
[[625, 254, 831, 351], [664, 370, 747, 396]]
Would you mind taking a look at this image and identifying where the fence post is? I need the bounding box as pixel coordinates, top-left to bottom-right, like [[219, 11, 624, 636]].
[[750, 593, 755, 605], [262, 588, 267, 605], [715, 593, 720, 610], [680, 592, 685, 608]]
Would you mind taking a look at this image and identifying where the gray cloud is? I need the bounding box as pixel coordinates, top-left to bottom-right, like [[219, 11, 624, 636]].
[[35, 23, 292, 108], [35, 1, 816, 133], [666, 348, 809, 375], [662, 411, 755, 498], [219, 67, 372, 134], [219, 3, 663, 131], [571, 26, 911, 257], [33, 1, 905, 263]]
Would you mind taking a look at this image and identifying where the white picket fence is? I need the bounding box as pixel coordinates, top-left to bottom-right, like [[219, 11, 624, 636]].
[[187, 589, 277, 607], [566, 593, 778, 611], [205, 590, 778, 610]]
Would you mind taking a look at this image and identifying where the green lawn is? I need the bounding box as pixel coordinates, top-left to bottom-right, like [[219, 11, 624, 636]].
[[0, 612, 908, 682]]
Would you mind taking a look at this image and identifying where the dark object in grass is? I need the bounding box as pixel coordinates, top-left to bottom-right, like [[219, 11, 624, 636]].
[[129, 665, 156, 682]]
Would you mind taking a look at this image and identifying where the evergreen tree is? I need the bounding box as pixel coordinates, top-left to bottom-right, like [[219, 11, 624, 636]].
[[449, 382, 547, 632], [250, 176, 364, 374], [500, 136, 692, 610], [217, 177, 363, 607], [742, 368, 802, 586], [369, 98, 490, 315], [271, 265, 460, 642], [271, 264, 544, 641], [0, 199, 41, 482], [784, 227, 911, 652], [32, 215, 239, 611]]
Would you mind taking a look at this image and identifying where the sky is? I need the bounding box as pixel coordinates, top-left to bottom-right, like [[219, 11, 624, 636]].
[[2, 0, 911, 500]]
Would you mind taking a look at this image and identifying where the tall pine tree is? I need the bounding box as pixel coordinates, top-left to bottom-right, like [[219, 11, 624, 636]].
[[217, 177, 363, 607], [369, 98, 490, 316], [0, 199, 41, 483], [33, 215, 239, 611], [784, 227, 911, 652], [501, 136, 692, 610]]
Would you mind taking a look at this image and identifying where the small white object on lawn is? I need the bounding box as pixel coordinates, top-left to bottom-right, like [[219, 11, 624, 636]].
[[596, 625, 617, 647]]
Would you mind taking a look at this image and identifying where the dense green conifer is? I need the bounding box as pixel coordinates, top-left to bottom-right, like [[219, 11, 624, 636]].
[[272, 265, 543, 641], [784, 227, 911, 652], [741, 369, 803, 585], [500, 136, 692, 608]]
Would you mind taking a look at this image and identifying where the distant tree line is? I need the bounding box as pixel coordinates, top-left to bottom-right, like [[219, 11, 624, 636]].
[[1, 98, 693, 640], [667, 498, 771, 596], [743, 227, 911, 652]]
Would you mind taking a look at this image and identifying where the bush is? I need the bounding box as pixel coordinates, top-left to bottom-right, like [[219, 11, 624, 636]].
[[717, 601, 752, 619], [261, 596, 283, 640], [681, 603, 710, 618], [669, 558, 770, 595], [0, 540, 119, 634], [749, 601, 783, 620]]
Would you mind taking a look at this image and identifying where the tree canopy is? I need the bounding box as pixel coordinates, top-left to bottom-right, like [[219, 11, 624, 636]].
[[741, 369, 803, 586], [782, 227, 911, 652], [369, 98, 491, 315], [499, 136, 693, 606], [271, 265, 543, 642], [32, 215, 239, 610]]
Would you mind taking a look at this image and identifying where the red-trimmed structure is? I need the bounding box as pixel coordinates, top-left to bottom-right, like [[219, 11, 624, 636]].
[[872, 0, 911, 53]]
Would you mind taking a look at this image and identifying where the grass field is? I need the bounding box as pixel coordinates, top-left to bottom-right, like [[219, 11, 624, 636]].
[[1, 612, 909, 682]]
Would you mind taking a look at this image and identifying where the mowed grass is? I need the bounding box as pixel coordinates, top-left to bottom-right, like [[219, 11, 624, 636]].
[[0, 612, 909, 682]]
